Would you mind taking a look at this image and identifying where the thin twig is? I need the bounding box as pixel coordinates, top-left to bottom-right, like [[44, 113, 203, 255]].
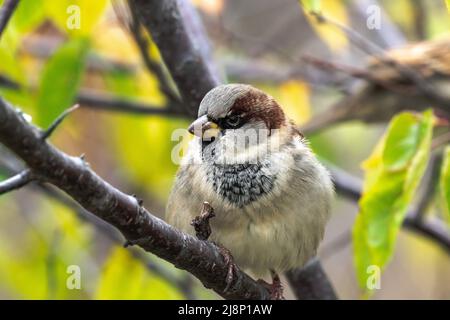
[[307, 10, 385, 56], [415, 152, 443, 221], [0, 74, 189, 119], [77, 90, 189, 118], [0, 169, 34, 195], [130, 0, 220, 116], [305, 6, 450, 111], [40, 104, 79, 140], [126, 1, 181, 104], [0, 0, 20, 39]]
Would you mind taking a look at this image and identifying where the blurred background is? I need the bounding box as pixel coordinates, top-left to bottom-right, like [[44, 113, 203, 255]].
[[0, 0, 449, 299]]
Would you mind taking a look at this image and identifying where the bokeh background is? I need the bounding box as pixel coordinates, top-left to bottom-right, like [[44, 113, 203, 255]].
[[0, 0, 449, 299]]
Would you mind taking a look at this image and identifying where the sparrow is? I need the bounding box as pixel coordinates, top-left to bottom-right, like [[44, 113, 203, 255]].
[[166, 84, 334, 299]]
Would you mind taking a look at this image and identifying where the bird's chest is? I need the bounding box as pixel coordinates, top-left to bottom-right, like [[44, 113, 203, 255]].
[[204, 161, 277, 208]]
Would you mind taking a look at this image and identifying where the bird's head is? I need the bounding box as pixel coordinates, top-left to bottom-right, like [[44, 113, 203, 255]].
[[189, 84, 287, 140], [187, 84, 294, 164]]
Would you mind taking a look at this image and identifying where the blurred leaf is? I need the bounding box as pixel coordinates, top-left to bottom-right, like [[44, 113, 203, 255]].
[[446, 0, 450, 12], [45, 0, 108, 36], [383, 0, 415, 38], [0, 198, 95, 299], [353, 110, 435, 292], [439, 146, 450, 224], [301, 0, 321, 12], [96, 247, 183, 299], [257, 81, 311, 124], [302, 0, 348, 51], [0, 45, 34, 112], [10, 0, 46, 33], [277, 81, 311, 125], [104, 68, 184, 200], [36, 37, 89, 127]]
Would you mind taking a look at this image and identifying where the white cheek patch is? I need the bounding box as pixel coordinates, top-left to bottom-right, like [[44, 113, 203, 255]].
[[213, 126, 288, 165]]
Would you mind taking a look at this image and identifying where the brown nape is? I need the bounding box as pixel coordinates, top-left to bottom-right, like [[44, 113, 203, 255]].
[[230, 88, 286, 131]]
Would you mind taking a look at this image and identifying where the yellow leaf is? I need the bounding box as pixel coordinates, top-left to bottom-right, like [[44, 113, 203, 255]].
[[303, 0, 349, 52], [258, 81, 311, 125], [96, 248, 183, 299], [45, 0, 108, 37]]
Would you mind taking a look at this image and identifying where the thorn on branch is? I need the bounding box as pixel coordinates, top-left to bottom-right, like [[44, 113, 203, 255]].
[[40, 104, 80, 140], [132, 194, 144, 206], [191, 201, 215, 241]]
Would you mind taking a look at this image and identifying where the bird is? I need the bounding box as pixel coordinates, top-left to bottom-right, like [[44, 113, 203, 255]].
[[166, 83, 334, 299]]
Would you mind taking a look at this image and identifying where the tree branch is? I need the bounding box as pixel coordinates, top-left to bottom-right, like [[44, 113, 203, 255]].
[[0, 169, 34, 195], [130, 0, 220, 116], [126, 1, 181, 105], [77, 90, 190, 118], [0, 96, 270, 300], [286, 259, 337, 300], [0, 0, 19, 39]]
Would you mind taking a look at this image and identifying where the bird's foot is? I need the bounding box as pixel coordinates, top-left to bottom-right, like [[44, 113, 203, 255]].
[[215, 243, 239, 293], [191, 202, 215, 240], [257, 271, 285, 300]]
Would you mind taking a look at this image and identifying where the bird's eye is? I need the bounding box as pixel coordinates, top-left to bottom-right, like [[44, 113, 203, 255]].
[[225, 114, 241, 128]]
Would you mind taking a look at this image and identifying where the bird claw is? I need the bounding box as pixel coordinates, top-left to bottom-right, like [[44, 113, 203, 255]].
[[257, 272, 285, 300], [216, 244, 239, 293]]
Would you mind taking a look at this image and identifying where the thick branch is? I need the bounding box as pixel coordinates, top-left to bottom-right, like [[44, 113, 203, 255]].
[[131, 0, 220, 116], [0, 97, 270, 300], [286, 259, 337, 300], [127, 2, 181, 104]]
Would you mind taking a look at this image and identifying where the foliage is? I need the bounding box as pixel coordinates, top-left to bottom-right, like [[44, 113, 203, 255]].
[[36, 37, 90, 127], [439, 146, 450, 224], [353, 110, 435, 292], [96, 248, 183, 300]]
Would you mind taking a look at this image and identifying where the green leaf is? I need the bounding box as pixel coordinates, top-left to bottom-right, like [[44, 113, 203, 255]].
[[35, 37, 90, 127], [10, 0, 46, 33], [439, 146, 450, 224], [353, 110, 435, 292], [300, 0, 321, 12]]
